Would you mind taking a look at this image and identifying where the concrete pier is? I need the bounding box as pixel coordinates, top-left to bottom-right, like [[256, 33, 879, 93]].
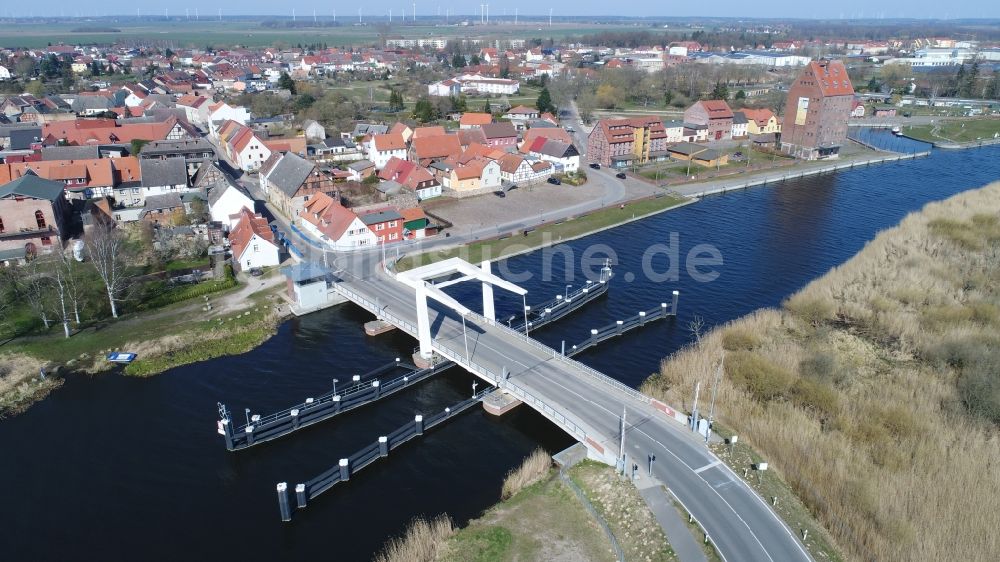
[[364, 319, 396, 336], [482, 390, 523, 416]]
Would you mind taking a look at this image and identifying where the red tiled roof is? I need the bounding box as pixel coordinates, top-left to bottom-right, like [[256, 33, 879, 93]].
[[300, 192, 360, 241], [373, 133, 407, 152], [229, 208, 276, 261], [698, 100, 734, 119], [412, 134, 462, 160], [459, 112, 492, 127], [806, 60, 855, 97]]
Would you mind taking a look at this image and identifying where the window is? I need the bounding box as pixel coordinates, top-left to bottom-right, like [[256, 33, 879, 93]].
[[253, 244, 259, 252], [375, 223, 384, 231], [388, 221, 397, 228], [41, 236, 52, 246], [389, 232, 398, 240], [35, 210, 46, 229]]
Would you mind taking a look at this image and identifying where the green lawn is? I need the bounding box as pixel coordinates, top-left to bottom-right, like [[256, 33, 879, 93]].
[[397, 193, 687, 270], [903, 119, 1000, 144]]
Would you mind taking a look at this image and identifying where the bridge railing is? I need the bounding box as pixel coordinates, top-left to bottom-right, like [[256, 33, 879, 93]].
[[431, 341, 590, 444]]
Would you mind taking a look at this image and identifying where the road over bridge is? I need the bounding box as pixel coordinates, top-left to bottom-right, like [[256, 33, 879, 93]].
[[332, 253, 812, 562]]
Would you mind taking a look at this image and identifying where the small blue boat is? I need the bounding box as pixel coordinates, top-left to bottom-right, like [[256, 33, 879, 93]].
[[107, 352, 137, 364]]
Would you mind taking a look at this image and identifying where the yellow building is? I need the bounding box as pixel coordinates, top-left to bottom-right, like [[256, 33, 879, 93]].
[[742, 108, 782, 135]]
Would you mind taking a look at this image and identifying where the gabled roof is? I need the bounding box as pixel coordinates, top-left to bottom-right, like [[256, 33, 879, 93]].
[[372, 133, 407, 152], [229, 207, 276, 260], [264, 153, 318, 197], [301, 191, 360, 241], [506, 105, 538, 115], [481, 122, 517, 139], [0, 171, 64, 201], [457, 128, 487, 147], [142, 192, 184, 213], [208, 177, 253, 208], [498, 153, 527, 173], [697, 100, 734, 120], [459, 112, 492, 127], [140, 157, 188, 188], [741, 108, 776, 127], [411, 134, 462, 161], [412, 126, 446, 139], [359, 209, 404, 226], [805, 60, 855, 97]]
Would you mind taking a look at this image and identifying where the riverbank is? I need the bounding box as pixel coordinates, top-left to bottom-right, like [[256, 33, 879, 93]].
[[396, 193, 692, 271], [0, 273, 289, 417], [901, 118, 1000, 148], [643, 181, 1000, 561], [374, 450, 679, 561], [670, 150, 929, 198]]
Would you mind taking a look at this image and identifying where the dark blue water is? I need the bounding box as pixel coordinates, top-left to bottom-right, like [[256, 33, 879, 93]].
[[2, 140, 997, 561]]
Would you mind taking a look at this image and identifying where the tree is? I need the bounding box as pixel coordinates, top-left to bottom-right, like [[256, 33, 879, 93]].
[[388, 89, 405, 112], [278, 71, 297, 94], [25, 80, 44, 97], [413, 97, 438, 122], [710, 81, 729, 100], [469, 54, 481, 65], [15, 56, 36, 78], [86, 224, 134, 319], [483, 99, 492, 114], [451, 54, 466, 68], [536, 86, 556, 114], [735, 90, 746, 101], [664, 90, 674, 107]]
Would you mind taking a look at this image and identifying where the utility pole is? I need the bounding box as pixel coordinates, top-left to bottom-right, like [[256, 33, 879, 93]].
[[619, 407, 627, 475], [706, 355, 724, 442], [691, 381, 701, 433], [549, 8, 553, 26]]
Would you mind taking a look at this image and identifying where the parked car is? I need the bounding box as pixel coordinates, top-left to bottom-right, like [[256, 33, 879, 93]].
[[249, 267, 264, 277], [495, 190, 506, 198], [565, 126, 575, 132], [590, 163, 601, 169], [615, 172, 627, 179], [547, 177, 562, 185]]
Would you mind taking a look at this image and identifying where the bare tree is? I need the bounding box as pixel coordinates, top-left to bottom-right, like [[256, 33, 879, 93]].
[[38, 255, 73, 339], [18, 258, 52, 330], [687, 314, 706, 344], [86, 224, 133, 319], [55, 249, 87, 325]]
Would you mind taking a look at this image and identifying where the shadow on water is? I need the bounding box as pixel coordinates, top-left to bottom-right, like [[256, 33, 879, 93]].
[[2, 144, 998, 561]]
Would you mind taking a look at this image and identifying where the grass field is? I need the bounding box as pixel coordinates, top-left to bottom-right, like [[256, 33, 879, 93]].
[[645, 181, 1000, 562], [0, 20, 640, 49], [903, 119, 1000, 144]]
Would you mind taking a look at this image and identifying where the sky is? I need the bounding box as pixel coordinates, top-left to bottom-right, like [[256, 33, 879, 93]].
[[6, 3, 998, 21]]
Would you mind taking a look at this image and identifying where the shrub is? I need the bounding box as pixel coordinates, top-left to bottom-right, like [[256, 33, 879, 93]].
[[958, 351, 1000, 424], [789, 377, 839, 419], [139, 266, 237, 310], [928, 218, 981, 250], [721, 326, 761, 351], [501, 448, 551, 499], [784, 294, 835, 326], [799, 351, 842, 384], [727, 351, 794, 402]]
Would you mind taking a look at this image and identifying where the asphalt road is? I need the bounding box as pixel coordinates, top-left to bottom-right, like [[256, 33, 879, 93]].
[[323, 247, 813, 562]]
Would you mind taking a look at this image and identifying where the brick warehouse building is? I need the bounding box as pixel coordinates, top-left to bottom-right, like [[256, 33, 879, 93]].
[[781, 60, 855, 160], [0, 172, 70, 261], [587, 117, 669, 168]]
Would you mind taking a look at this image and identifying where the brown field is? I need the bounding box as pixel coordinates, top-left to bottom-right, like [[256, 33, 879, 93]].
[[643, 181, 1000, 562]]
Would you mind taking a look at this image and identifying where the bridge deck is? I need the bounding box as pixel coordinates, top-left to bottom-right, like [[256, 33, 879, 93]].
[[335, 272, 811, 562]]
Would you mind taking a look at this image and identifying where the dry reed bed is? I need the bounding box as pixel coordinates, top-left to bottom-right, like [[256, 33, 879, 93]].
[[643, 181, 1000, 562], [501, 447, 552, 499], [373, 514, 455, 562]]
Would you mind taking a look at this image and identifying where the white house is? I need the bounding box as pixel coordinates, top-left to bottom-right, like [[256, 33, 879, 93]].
[[138, 157, 192, 204], [0, 66, 12, 81], [367, 133, 408, 170], [662, 120, 685, 143], [302, 119, 326, 142], [229, 208, 281, 272], [209, 102, 252, 126], [208, 179, 256, 230], [428, 78, 462, 97], [299, 192, 378, 250], [527, 139, 581, 174]]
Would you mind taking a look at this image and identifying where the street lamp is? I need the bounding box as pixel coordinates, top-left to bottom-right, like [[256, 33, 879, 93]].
[[565, 284, 571, 300], [332, 378, 339, 395], [648, 453, 656, 475], [523, 300, 530, 340], [472, 381, 478, 398], [245, 408, 251, 426], [462, 314, 470, 363]]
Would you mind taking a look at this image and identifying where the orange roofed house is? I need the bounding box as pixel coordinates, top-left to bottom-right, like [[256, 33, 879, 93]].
[[298, 192, 377, 249], [228, 207, 281, 272], [684, 100, 735, 141], [781, 60, 855, 160]]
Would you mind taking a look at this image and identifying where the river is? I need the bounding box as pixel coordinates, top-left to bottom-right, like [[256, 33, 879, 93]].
[[3, 133, 997, 561]]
